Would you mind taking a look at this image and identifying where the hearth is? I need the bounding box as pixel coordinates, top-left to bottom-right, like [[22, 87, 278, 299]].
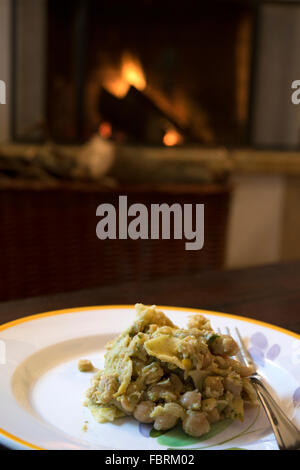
[[47, 1, 254, 146]]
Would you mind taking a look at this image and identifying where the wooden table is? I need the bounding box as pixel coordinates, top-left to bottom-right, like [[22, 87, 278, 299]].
[[1, 261, 300, 332], [1, 261, 300, 450]]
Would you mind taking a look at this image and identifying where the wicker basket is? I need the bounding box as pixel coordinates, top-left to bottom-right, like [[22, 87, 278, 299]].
[[0, 182, 231, 301]]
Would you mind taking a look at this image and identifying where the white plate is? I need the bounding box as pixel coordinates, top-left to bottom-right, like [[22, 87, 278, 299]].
[[0, 305, 299, 450]]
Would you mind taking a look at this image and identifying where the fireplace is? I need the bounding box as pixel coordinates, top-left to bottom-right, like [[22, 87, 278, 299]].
[[47, 0, 254, 146], [7, 1, 300, 149], [8, 0, 255, 147]]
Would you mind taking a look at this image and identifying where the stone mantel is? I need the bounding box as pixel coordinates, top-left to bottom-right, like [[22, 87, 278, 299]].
[[120, 145, 300, 176], [230, 149, 300, 176], [1, 142, 300, 185]]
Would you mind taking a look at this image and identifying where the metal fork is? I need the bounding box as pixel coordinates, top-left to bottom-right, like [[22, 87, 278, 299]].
[[218, 326, 300, 450]]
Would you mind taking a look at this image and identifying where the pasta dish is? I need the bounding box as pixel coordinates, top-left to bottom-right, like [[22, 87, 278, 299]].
[[84, 304, 258, 437]]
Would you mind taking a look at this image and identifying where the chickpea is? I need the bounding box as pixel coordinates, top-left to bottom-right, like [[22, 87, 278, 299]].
[[147, 383, 177, 402], [214, 356, 228, 369], [133, 401, 155, 423], [209, 335, 239, 357], [224, 373, 243, 396], [120, 396, 135, 413], [207, 408, 220, 424], [183, 411, 210, 437], [180, 391, 202, 410], [142, 362, 164, 385], [240, 365, 255, 377], [154, 414, 178, 431], [229, 359, 255, 377], [170, 373, 183, 393], [201, 398, 217, 412], [204, 376, 224, 399], [78, 359, 94, 372]]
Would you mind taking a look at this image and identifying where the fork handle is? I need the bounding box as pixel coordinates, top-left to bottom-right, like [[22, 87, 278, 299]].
[[252, 377, 300, 450]]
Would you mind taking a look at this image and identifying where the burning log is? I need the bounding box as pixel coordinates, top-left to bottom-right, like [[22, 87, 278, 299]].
[[99, 85, 179, 144], [99, 85, 192, 145], [95, 50, 213, 145]]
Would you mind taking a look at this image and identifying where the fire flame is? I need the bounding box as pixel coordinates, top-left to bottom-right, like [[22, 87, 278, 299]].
[[163, 129, 183, 147], [102, 52, 146, 99], [102, 72, 130, 99], [121, 52, 146, 91]]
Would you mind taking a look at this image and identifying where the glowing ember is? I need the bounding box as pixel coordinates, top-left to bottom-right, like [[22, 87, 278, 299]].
[[99, 121, 112, 139], [121, 52, 146, 91], [163, 129, 183, 146]]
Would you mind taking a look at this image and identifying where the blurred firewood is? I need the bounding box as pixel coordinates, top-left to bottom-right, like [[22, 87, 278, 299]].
[[0, 138, 231, 186], [0, 138, 116, 184], [0, 143, 78, 181], [99, 85, 190, 144], [74, 135, 115, 180]]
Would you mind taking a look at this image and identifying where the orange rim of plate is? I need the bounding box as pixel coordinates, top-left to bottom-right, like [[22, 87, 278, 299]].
[[0, 304, 299, 450]]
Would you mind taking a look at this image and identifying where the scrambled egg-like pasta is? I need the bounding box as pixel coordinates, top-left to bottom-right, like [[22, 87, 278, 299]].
[[85, 304, 258, 437]]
